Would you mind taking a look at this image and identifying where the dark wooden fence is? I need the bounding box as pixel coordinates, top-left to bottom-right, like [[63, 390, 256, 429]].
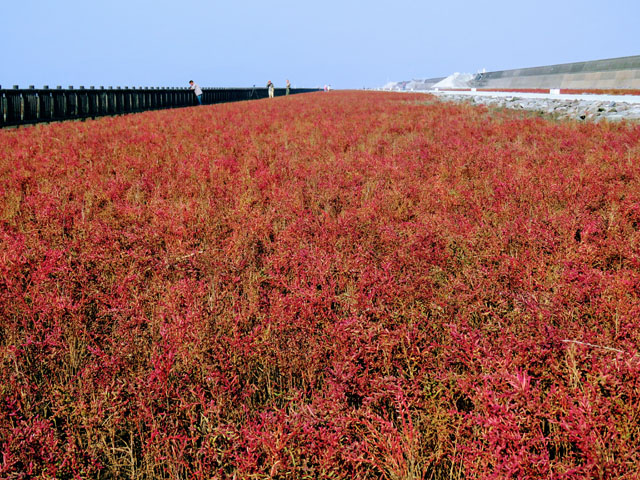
[[0, 85, 319, 128]]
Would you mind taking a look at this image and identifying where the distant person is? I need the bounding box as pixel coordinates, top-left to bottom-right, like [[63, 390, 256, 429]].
[[189, 80, 203, 105], [286, 79, 291, 96], [267, 80, 274, 98]]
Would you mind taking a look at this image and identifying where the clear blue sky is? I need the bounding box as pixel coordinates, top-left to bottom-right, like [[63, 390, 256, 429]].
[[2, 0, 638, 89]]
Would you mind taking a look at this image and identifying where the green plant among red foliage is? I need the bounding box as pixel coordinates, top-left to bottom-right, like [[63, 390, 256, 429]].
[[1, 91, 640, 479]]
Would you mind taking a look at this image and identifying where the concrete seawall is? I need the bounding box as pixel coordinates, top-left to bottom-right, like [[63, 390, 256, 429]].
[[471, 55, 640, 90]]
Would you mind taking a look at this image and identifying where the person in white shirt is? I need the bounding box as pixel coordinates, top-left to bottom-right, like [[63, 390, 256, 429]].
[[189, 80, 203, 105]]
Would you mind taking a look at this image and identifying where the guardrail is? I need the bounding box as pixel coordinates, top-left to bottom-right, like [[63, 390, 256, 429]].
[[0, 85, 319, 128]]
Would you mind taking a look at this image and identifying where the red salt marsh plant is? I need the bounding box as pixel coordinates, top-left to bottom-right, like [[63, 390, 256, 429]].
[[1, 91, 640, 479]]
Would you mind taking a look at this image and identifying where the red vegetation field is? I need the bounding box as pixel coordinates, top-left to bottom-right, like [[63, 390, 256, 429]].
[[2, 91, 640, 479]]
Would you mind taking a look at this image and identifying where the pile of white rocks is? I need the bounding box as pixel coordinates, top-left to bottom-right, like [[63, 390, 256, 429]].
[[433, 93, 640, 122]]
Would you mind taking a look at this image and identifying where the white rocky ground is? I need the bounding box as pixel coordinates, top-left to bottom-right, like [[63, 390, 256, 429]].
[[431, 73, 475, 89], [431, 90, 640, 122]]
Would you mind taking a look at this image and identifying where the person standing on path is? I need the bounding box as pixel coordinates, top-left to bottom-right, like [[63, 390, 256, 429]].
[[267, 80, 274, 98], [285, 79, 290, 96], [189, 80, 203, 105]]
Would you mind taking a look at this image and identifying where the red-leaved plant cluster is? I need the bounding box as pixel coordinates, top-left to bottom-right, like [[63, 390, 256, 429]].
[[1, 91, 640, 479]]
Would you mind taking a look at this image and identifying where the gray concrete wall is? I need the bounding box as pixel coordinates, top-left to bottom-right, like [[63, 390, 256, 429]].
[[471, 55, 640, 90], [395, 77, 445, 90], [412, 77, 446, 89]]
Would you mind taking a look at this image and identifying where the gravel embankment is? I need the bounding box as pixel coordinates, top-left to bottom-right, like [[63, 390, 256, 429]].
[[433, 92, 640, 122]]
